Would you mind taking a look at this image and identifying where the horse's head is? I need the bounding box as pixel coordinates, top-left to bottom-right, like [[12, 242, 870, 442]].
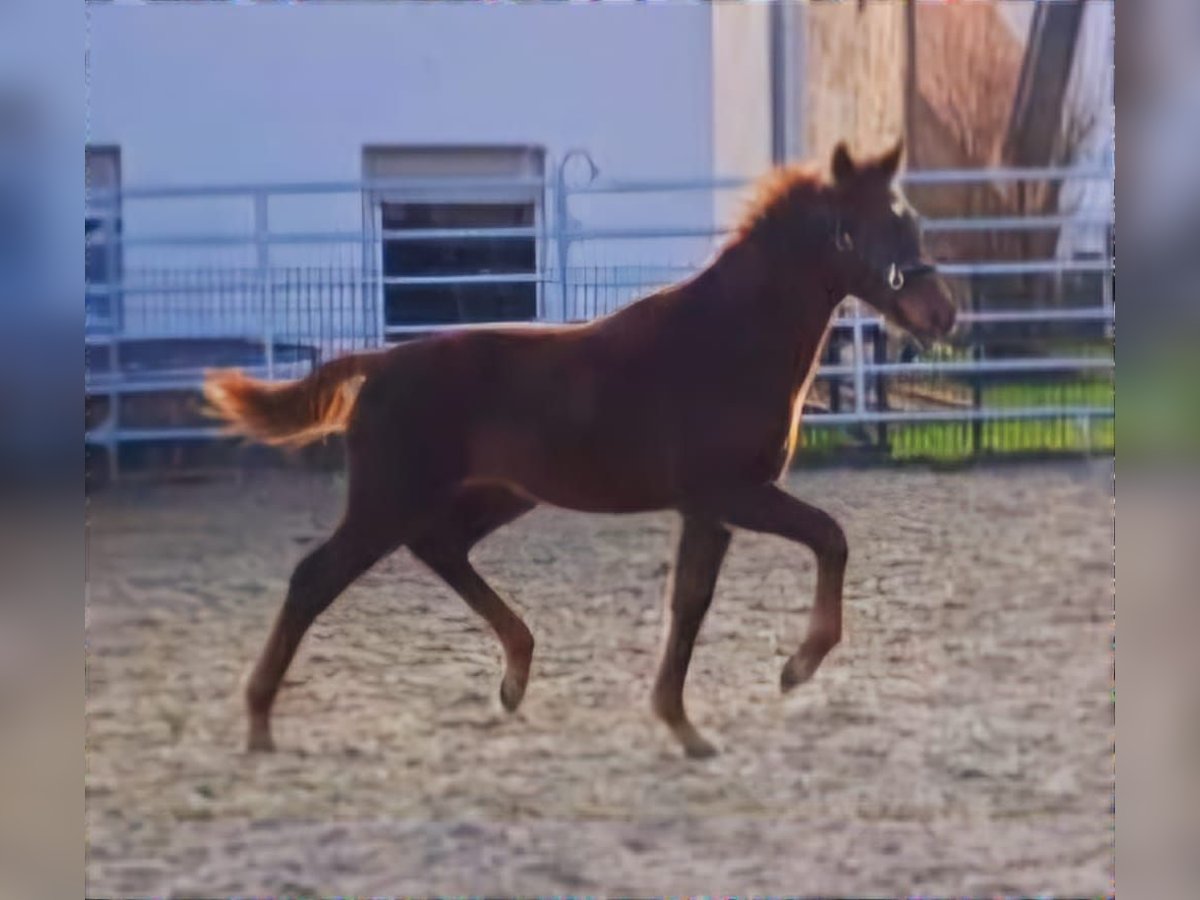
[[826, 139, 957, 345]]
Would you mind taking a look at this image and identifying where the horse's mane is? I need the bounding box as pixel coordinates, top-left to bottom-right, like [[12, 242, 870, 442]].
[[732, 163, 829, 241]]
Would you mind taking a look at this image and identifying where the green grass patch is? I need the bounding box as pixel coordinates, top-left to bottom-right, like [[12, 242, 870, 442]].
[[799, 376, 1114, 463]]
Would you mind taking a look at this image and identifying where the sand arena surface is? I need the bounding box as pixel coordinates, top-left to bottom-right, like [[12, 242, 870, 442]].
[[85, 463, 1112, 896]]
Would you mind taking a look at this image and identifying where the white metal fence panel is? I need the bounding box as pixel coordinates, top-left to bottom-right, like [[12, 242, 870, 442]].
[[85, 160, 1114, 477]]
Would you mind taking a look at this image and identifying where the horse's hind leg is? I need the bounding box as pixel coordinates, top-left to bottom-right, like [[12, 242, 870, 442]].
[[245, 508, 402, 752], [409, 485, 537, 712], [651, 515, 731, 759]]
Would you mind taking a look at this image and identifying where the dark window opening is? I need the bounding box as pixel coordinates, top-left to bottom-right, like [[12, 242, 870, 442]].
[[381, 201, 537, 328], [85, 215, 121, 328], [86, 146, 122, 331]]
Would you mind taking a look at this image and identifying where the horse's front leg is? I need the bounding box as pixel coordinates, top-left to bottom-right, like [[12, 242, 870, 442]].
[[692, 483, 848, 691], [651, 515, 731, 758]]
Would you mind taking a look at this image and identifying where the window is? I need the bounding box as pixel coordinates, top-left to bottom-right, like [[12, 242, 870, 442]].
[[86, 146, 122, 331], [363, 146, 544, 335]]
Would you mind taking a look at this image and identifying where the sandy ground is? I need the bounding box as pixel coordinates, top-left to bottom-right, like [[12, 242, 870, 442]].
[[85, 462, 1113, 897]]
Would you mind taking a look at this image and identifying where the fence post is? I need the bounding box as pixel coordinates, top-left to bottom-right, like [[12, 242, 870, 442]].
[[254, 190, 275, 379], [360, 186, 373, 351], [105, 205, 121, 482], [972, 341, 984, 456], [555, 150, 600, 324], [1102, 222, 1114, 341], [851, 298, 867, 423], [873, 323, 889, 453], [554, 161, 570, 323], [826, 331, 841, 414]]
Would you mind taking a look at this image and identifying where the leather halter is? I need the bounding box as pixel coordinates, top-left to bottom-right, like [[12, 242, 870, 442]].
[[833, 219, 937, 291]]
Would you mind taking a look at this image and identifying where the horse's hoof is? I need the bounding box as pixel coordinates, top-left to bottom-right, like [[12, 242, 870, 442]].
[[780, 654, 817, 693], [499, 676, 526, 713], [684, 736, 720, 760], [246, 727, 275, 753]]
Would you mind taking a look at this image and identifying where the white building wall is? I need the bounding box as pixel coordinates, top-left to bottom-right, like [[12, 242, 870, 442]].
[[87, 3, 716, 185], [86, 3, 722, 330], [711, 3, 773, 228]]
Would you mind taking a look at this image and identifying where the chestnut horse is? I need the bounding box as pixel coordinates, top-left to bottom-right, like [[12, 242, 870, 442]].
[[204, 140, 956, 758]]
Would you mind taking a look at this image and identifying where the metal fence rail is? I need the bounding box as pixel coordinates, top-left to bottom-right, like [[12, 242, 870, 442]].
[[85, 161, 1114, 478]]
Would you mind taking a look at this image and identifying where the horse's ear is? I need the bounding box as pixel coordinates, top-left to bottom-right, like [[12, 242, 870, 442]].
[[876, 138, 904, 181], [831, 142, 856, 185]]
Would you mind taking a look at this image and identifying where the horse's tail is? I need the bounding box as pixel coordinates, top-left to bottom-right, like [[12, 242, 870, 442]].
[[202, 351, 387, 448]]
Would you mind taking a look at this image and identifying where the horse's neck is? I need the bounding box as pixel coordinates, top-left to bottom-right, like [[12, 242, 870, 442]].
[[699, 235, 841, 387]]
